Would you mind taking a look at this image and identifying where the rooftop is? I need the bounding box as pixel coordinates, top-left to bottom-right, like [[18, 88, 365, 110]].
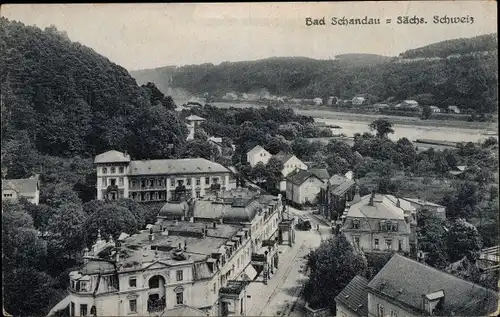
[[162, 305, 208, 316], [368, 254, 498, 316], [335, 275, 368, 317], [94, 150, 131, 164], [346, 194, 405, 220], [185, 115, 206, 121], [287, 169, 323, 186], [401, 197, 444, 208], [273, 151, 295, 164], [128, 158, 230, 175], [247, 145, 267, 155], [309, 168, 330, 180], [329, 174, 347, 186], [331, 179, 356, 196], [2, 177, 39, 195]]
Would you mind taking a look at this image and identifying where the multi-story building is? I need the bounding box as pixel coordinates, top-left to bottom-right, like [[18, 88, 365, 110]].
[[186, 115, 206, 140], [273, 151, 308, 191], [342, 192, 411, 254], [319, 174, 357, 221], [67, 187, 288, 317], [2, 175, 40, 205], [246, 145, 271, 168], [94, 150, 235, 202], [335, 275, 368, 317], [366, 253, 498, 317], [286, 169, 325, 205]]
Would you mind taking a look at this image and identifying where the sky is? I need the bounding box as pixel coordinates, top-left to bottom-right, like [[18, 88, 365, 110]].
[[1, 2, 497, 71]]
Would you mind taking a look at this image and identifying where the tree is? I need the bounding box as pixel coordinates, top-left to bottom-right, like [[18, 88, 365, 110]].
[[46, 202, 87, 260], [41, 181, 83, 209], [304, 234, 367, 312], [265, 157, 285, 187], [445, 219, 483, 262], [369, 118, 394, 138], [141, 82, 176, 110], [194, 127, 209, 141], [442, 181, 482, 219], [180, 139, 221, 162], [417, 209, 449, 269], [421, 105, 432, 120]]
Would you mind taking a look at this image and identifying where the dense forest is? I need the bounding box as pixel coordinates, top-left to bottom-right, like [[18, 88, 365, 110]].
[[131, 33, 498, 115]]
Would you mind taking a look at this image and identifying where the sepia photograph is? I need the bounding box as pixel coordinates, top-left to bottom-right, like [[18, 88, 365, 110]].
[[1, 2, 498, 317]]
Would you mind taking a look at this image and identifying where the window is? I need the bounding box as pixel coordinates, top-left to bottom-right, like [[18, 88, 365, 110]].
[[79, 281, 88, 292], [177, 179, 184, 186], [186, 178, 191, 186], [377, 304, 384, 317], [119, 178, 124, 186], [212, 177, 219, 184], [241, 297, 244, 315], [176, 291, 184, 305], [3, 194, 12, 197], [374, 239, 379, 249], [129, 277, 137, 288], [149, 179, 154, 187], [386, 239, 392, 250], [196, 178, 201, 186], [354, 237, 360, 247], [158, 179, 163, 187], [129, 299, 137, 313], [141, 180, 146, 188], [70, 302, 75, 317], [352, 219, 360, 229], [110, 179, 116, 186], [205, 177, 210, 185], [80, 304, 88, 317], [391, 310, 398, 317], [102, 167, 107, 174], [398, 240, 403, 251], [213, 283, 217, 293], [176, 270, 183, 281], [170, 178, 175, 186], [111, 167, 116, 174], [119, 166, 124, 173]]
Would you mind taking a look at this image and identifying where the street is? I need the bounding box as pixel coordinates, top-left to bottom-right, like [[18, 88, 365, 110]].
[[246, 207, 331, 317]]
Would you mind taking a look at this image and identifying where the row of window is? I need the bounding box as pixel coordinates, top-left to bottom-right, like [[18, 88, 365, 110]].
[[70, 302, 95, 317], [101, 166, 125, 174], [352, 237, 404, 251], [128, 271, 184, 289], [128, 292, 183, 314], [351, 219, 399, 232], [377, 303, 398, 317], [102, 177, 224, 189]]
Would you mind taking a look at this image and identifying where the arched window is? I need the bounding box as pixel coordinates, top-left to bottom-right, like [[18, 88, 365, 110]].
[[148, 275, 165, 289]]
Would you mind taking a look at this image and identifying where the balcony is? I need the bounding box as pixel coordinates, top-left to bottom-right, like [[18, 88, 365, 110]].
[[147, 302, 166, 313]]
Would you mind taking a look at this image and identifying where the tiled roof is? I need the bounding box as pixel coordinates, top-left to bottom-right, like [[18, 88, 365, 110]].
[[309, 168, 330, 180], [193, 262, 212, 281], [185, 115, 206, 121], [332, 179, 356, 196], [335, 275, 368, 317], [2, 177, 39, 195], [129, 158, 230, 175], [385, 195, 416, 212], [346, 194, 405, 220], [287, 169, 323, 186], [94, 150, 131, 163], [368, 254, 499, 316], [273, 151, 295, 164]]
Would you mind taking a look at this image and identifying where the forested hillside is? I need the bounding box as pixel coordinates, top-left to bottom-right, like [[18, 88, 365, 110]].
[[131, 33, 498, 115]]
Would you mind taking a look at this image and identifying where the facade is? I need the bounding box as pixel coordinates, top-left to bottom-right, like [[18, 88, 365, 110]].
[[67, 187, 288, 317], [401, 100, 419, 109], [246, 145, 271, 168], [2, 175, 40, 205], [319, 175, 357, 222], [274, 152, 308, 191], [448, 105, 461, 114], [429, 106, 441, 113], [94, 150, 235, 202], [352, 96, 366, 106], [286, 170, 325, 205], [367, 254, 498, 317], [342, 193, 411, 254], [335, 275, 368, 317]]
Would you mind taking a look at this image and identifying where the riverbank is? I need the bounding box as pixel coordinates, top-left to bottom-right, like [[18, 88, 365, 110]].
[[210, 102, 497, 131]]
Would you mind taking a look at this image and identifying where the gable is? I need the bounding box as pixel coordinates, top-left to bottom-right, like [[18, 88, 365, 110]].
[[143, 261, 171, 271], [299, 175, 324, 188], [284, 155, 304, 166]]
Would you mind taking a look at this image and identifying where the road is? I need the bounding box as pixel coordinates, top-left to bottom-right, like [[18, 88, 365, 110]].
[[246, 207, 331, 317]]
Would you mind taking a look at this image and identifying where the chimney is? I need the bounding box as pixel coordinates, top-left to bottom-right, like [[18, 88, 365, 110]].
[[184, 240, 187, 251], [396, 198, 401, 208], [369, 191, 375, 206], [213, 221, 217, 228], [83, 247, 90, 264], [178, 242, 182, 250]]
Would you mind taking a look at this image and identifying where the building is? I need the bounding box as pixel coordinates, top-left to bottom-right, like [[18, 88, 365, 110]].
[[399, 198, 446, 221], [367, 253, 498, 317], [286, 169, 325, 206], [273, 151, 308, 191], [448, 105, 461, 114], [2, 175, 40, 205], [429, 106, 441, 113], [401, 100, 419, 109], [186, 115, 207, 140], [308, 168, 330, 183], [313, 97, 323, 106], [246, 145, 271, 168], [94, 150, 235, 202], [352, 96, 366, 106], [66, 187, 289, 317], [477, 245, 500, 271], [335, 275, 368, 317], [320, 175, 356, 222], [373, 103, 390, 111], [341, 193, 411, 254]]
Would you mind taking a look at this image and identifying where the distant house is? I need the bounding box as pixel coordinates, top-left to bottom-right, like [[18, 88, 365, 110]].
[[335, 275, 368, 317], [430, 105, 441, 113], [326, 96, 338, 106], [352, 96, 366, 106], [448, 105, 461, 114], [400, 100, 420, 110], [400, 197, 446, 220], [274, 151, 308, 191], [2, 175, 40, 205], [222, 92, 238, 100], [449, 165, 467, 176], [246, 145, 271, 167], [185, 115, 206, 141], [367, 254, 499, 317], [313, 97, 323, 106], [342, 193, 411, 253], [286, 170, 325, 205], [308, 168, 330, 183], [320, 175, 357, 221], [372, 103, 390, 111]]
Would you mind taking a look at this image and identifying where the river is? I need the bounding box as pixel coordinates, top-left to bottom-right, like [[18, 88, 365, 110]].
[[178, 101, 497, 144]]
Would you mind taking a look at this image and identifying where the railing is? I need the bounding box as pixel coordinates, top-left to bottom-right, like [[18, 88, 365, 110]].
[[148, 302, 166, 313]]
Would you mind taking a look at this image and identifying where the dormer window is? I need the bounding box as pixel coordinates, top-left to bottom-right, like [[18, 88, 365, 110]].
[[111, 167, 116, 174], [352, 219, 360, 229], [119, 166, 124, 173], [102, 167, 107, 174], [423, 290, 445, 315]]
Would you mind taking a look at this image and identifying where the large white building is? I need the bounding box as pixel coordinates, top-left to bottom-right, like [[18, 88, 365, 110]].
[[94, 150, 235, 202], [67, 187, 290, 317], [341, 193, 411, 254], [246, 145, 271, 168]]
